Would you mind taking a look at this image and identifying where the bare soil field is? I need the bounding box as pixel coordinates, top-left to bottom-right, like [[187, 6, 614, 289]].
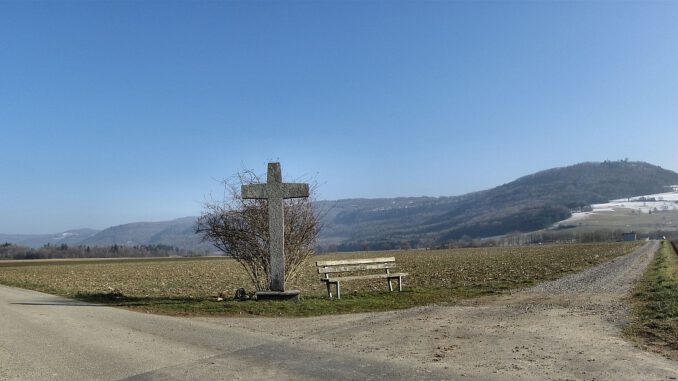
[[202, 241, 677, 380], [0, 242, 642, 316]]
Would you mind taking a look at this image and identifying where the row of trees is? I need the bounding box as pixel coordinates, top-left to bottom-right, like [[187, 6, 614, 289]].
[[499, 229, 676, 246], [0, 243, 199, 260], [317, 228, 678, 252]]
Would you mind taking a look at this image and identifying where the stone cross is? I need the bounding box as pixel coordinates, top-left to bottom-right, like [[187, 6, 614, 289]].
[[241, 162, 309, 292]]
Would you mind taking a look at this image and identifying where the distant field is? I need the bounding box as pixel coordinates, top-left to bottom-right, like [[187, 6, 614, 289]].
[[560, 209, 678, 233], [0, 242, 641, 316], [556, 191, 678, 235]]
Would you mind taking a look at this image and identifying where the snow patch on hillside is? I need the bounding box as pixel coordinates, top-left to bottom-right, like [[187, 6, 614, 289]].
[[566, 191, 678, 222], [54, 232, 77, 240]]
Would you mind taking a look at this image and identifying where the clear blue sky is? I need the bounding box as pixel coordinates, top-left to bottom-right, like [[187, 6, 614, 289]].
[[2, 1, 677, 234]]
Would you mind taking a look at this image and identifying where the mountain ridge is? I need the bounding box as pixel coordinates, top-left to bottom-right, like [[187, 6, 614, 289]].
[[316, 161, 678, 250], [3, 161, 677, 251]]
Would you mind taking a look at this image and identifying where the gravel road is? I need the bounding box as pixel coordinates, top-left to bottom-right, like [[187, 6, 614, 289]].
[[0, 286, 449, 380], [1, 241, 676, 380], [526, 240, 659, 295]]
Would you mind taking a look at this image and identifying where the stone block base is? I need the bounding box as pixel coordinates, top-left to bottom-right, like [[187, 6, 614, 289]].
[[254, 290, 301, 302]]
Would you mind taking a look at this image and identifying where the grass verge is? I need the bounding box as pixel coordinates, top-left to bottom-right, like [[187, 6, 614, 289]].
[[626, 240, 678, 360], [0, 242, 641, 317]]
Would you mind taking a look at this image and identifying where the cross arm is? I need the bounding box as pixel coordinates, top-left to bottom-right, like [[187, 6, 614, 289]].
[[282, 183, 309, 199], [241, 184, 268, 199]]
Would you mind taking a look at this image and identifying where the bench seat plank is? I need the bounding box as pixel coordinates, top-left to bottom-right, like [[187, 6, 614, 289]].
[[322, 272, 408, 283]]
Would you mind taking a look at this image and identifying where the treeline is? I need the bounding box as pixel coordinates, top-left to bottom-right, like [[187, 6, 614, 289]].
[[0, 243, 205, 260], [318, 229, 678, 252], [491, 229, 672, 247], [435, 204, 572, 242]]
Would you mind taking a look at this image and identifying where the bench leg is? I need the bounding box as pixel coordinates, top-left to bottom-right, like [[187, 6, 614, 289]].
[[326, 282, 333, 298], [387, 278, 393, 292], [336, 282, 341, 299], [398, 276, 403, 292]]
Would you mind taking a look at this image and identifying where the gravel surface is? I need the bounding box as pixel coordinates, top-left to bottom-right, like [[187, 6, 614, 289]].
[[524, 240, 659, 295]]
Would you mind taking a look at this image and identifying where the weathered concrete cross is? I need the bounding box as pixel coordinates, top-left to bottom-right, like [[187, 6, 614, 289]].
[[241, 162, 309, 292]]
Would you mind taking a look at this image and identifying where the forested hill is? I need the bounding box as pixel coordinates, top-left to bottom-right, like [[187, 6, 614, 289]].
[[0, 218, 212, 252], [317, 161, 678, 250], [3, 161, 677, 253]]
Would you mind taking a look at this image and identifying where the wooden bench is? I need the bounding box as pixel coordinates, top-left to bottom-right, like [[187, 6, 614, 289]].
[[316, 257, 408, 299]]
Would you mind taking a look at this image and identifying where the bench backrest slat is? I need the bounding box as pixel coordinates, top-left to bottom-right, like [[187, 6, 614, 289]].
[[316, 257, 397, 276], [317, 262, 396, 274], [316, 257, 396, 267]]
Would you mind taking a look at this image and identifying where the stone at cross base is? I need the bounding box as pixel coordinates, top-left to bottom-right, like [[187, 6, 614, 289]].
[[241, 162, 309, 301]]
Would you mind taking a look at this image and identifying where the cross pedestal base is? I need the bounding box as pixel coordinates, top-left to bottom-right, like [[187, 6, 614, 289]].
[[254, 290, 301, 302]]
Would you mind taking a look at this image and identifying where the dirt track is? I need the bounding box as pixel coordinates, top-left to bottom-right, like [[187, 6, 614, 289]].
[[212, 240, 677, 380]]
